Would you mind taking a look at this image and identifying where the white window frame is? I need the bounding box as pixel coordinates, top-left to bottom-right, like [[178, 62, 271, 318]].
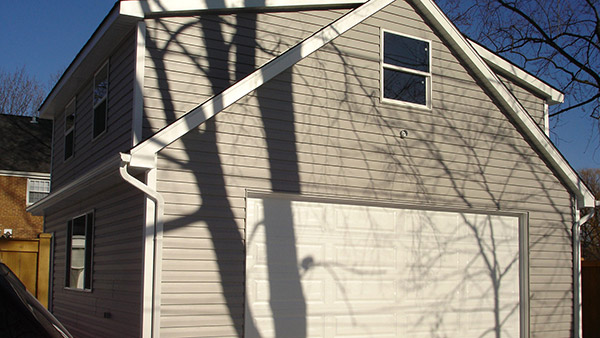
[[26, 178, 50, 205], [92, 61, 109, 140], [380, 29, 432, 109], [64, 98, 76, 161], [65, 211, 95, 291]]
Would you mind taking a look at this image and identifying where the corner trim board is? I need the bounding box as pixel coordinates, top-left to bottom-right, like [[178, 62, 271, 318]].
[[132, 21, 146, 147]]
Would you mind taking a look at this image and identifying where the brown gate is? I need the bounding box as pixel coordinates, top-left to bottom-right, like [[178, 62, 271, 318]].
[[582, 260, 600, 337], [0, 233, 51, 308]]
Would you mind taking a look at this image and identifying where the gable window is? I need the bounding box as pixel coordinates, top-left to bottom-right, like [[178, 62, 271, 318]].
[[65, 212, 94, 290], [64, 99, 75, 160], [381, 30, 431, 108], [93, 62, 109, 139], [27, 179, 50, 205]]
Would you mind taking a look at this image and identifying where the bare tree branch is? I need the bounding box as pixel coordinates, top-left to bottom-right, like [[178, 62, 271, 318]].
[[0, 66, 44, 116], [437, 0, 600, 120]]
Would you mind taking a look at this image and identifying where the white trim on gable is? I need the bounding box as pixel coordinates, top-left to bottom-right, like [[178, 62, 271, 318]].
[[127, 0, 396, 168], [469, 40, 564, 105], [34, 0, 594, 212]]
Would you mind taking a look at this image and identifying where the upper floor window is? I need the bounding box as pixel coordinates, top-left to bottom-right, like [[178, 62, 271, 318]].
[[66, 211, 94, 290], [27, 178, 50, 205], [381, 30, 431, 108], [64, 99, 75, 161], [93, 62, 109, 139]]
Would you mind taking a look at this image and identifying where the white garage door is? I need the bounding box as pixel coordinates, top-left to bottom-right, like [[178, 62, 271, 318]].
[[245, 197, 522, 338]]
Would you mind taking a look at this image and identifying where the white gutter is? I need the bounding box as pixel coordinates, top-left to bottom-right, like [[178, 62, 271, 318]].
[[118, 153, 164, 338], [573, 205, 595, 338]]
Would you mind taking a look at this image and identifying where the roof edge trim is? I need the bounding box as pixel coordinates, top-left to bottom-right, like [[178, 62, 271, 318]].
[[26, 154, 122, 216], [411, 0, 593, 208], [469, 40, 564, 105], [0, 170, 50, 179], [119, 0, 367, 16]]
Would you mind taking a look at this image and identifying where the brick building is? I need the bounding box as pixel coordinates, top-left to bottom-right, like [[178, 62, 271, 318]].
[[0, 114, 52, 239]]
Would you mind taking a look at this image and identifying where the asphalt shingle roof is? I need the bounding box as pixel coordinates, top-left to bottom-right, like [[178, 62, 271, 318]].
[[0, 114, 52, 173]]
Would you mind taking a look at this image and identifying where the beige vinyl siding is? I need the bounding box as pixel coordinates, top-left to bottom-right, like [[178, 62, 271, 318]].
[[498, 73, 547, 130], [51, 30, 136, 190], [44, 181, 144, 338], [145, 2, 574, 337], [142, 10, 349, 139]]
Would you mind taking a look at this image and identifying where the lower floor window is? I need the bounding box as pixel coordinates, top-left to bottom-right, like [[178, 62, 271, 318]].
[[66, 212, 94, 290]]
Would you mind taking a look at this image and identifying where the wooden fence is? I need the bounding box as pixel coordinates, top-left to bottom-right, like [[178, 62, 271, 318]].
[[0, 233, 51, 308], [583, 260, 600, 338]]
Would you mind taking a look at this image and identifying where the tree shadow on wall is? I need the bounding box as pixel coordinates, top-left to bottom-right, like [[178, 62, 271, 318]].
[[143, 2, 306, 337], [138, 1, 574, 336]]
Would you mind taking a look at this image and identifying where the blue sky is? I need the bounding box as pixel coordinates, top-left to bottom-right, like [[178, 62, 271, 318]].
[[1, 0, 598, 170]]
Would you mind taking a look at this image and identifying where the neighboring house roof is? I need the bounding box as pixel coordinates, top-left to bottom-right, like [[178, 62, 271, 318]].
[[32, 0, 595, 210], [0, 114, 52, 173]]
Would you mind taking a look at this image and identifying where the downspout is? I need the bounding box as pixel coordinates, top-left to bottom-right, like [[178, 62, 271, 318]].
[[118, 153, 163, 338], [573, 201, 596, 338]]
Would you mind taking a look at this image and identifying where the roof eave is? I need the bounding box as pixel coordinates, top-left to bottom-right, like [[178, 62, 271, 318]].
[[469, 40, 564, 105], [27, 154, 123, 216], [119, 0, 366, 16]]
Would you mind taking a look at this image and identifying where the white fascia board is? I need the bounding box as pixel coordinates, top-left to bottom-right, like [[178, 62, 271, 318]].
[[0, 170, 50, 179], [119, 0, 367, 16], [411, 0, 594, 208], [128, 0, 394, 168], [469, 40, 564, 105], [26, 154, 123, 216]]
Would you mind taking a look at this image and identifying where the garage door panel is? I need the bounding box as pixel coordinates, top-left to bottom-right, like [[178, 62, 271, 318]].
[[404, 209, 461, 235], [334, 207, 397, 232], [334, 314, 396, 336], [246, 197, 522, 338]]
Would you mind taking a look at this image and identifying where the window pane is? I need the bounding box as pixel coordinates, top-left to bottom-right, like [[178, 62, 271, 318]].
[[69, 215, 87, 289], [383, 68, 426, 105], [85, 213, 94, 289], [384, 32, 429, 72], [94, 64, 108, 106], [93, 100, 107, 138], [65, 130, 74, 159], [29, 192, 47, 204], [65, 100, 75, 130]]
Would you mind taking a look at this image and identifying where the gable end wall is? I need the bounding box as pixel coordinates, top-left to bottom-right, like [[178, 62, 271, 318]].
[[142, 2, 575, 337]]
